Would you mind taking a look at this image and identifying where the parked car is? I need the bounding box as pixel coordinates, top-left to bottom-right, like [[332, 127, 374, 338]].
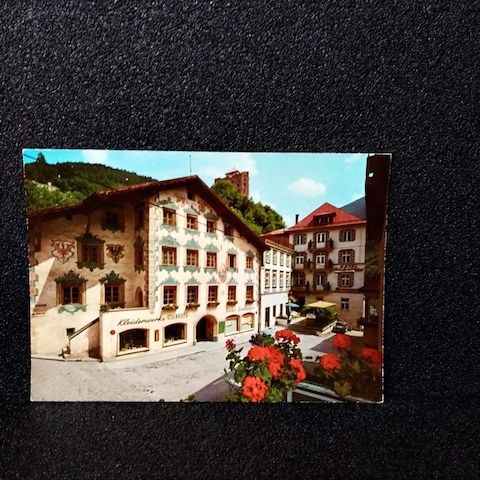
[[332, 320, 350, 334]]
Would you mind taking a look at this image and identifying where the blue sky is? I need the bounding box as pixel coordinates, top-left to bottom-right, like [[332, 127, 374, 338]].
[[23, 149, 369, 227]]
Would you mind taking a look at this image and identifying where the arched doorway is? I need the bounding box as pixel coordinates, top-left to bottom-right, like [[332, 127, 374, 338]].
[[196, 315, 217, 342]]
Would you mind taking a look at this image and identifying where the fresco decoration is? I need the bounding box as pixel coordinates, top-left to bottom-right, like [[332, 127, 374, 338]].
[[51, 240, 75, 264], [106, 244, 125, 263], [99, 271, 126, 284], [218, 263, 228, 283]]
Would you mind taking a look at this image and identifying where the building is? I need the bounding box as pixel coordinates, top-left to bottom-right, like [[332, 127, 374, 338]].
[[258, 232, 294, 330], [28, 175, 266, 361], [214, 169, 249, 197], [283, 203, 367, 328]]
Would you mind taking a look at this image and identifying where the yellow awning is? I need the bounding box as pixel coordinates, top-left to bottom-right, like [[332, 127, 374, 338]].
[[305, 300, 336, 309]]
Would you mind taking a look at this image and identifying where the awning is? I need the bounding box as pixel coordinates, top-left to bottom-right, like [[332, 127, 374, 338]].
[[305, 300, 336, 309], [286, 302, 299, 308]]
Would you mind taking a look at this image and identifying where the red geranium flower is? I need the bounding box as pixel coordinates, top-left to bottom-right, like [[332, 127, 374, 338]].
[[247, 346, 271, 362], [241, 375, 269, 402], [267, 361, 283, 379], [289, 357, 306, 383], [225, 339, 236, 351], [320, 353, 342, 372], [361, 347, 382, 365], [266, 346, 284, 366], [275, 329, 300, 345], [332, 334, 352, 350]]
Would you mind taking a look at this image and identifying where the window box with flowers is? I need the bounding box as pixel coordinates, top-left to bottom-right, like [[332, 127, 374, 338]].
[[226, 300, 238, 306], [245, 299, 255, 304], [162, 304, 178, 311], [207, 301, 220, 308], [186, 302, 200, 309], [100, 301, 125, 312]]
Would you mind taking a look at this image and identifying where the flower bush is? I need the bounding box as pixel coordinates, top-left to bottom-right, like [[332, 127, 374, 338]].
[[224, 330, 306, 402], [315, 334, 382, 400]]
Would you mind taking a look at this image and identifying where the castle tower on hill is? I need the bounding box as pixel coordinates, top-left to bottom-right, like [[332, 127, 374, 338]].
[[214, 169, 249, 197]]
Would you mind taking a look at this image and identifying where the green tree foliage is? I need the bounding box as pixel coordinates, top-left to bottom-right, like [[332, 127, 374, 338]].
[[211, 179, 285, 234], [25, 180, 84, 210], [25, 153, 155, 210]]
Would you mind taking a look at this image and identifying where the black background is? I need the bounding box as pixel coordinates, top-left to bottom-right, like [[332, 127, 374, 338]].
[[1, 2, 479, 478]]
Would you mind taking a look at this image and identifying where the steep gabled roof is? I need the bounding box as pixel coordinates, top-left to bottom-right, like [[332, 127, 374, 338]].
[[28, 175, 267, 251], [286, 202, 366, 232]]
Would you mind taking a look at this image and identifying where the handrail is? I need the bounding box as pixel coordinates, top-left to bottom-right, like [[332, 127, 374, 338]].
[[68, 317, 99, 340]]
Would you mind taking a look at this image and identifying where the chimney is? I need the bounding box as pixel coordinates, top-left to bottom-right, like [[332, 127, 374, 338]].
[[295, 214, 299, 224]]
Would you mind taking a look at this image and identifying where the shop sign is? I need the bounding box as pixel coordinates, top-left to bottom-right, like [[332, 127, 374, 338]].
[[117, 311, 188, 326]]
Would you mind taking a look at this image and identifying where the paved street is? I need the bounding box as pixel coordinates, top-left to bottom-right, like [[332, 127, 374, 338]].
[[31, 327, 358, 402]]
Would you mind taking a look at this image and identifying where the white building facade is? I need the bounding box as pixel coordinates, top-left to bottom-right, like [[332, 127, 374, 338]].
[[259, 238, 294, 330], [28, 176, 265, 361]]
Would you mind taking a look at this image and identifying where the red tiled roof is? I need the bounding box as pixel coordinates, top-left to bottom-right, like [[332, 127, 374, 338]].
[[286, 202, 366, 231]]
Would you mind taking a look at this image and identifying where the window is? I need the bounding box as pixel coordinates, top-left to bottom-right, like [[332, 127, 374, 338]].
[[225, 315, 240, 334], [66, 328, 75, 337], [77, 233, 105, 269], [208, 286, 218, 303], [187, 190, 195, 200], [162, 247, 177, 265], [264, 251, 271, 264], [164, 323, 186, 344], [101, 271, 125, 307], [272, 251, 277, 265], [316, 232, 327, 244], [339, 229, 355, 242], [206, 220, 216, 233], [228, 285, 236, 302], [339, 249, 355, 264], [265, 270, 271, 288], [186, 249, 199, 267], [272, 272, 277, 288], [341, 297, 349, 310], [338, 273, 354, 288], [187, 285, 199, 304], [163, 208, 176, 226], [56, 270, 86, 305], [246, 285, 254, 301], [163, 286, 177, 305], [119, 329, 148, 351], [134, 204, 145, 230], [228, 254, 237, 269], [286, 274, 290, 288], [295, 254, 305, 265], [206, 252, 217, 268], [294, 234, 306, 245], [134, 237, 144, 270], [286, 256, 291, 267], [62, 285, 81, 304], [315, 253, 326, 266], [187, 214, 198, 230], [315, 272, 325, 286], [105, 284, 120, 303], [279, 253, 284, 266], [224, 224, 233, 237], [101, 209, 124, 232], [246, 256, 254, 269], [279, 272, 284, 288], [293, 273, 304, 286]]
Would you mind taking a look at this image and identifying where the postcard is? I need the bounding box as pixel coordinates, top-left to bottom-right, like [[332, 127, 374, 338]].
[[25, 150, 390, 402]]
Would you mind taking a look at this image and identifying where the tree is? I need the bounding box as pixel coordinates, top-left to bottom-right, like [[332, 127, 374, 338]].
[[211, 180, 285, 234]]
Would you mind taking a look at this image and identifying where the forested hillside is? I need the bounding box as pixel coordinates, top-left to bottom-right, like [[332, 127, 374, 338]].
[[25, 153, 155, 210], [211, 179, 285, 234]]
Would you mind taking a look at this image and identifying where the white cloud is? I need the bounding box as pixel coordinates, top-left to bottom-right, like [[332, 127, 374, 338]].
[[81, 150, 109, 164], [287, 178, 327, 197], [344, 153, 365, 165]]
